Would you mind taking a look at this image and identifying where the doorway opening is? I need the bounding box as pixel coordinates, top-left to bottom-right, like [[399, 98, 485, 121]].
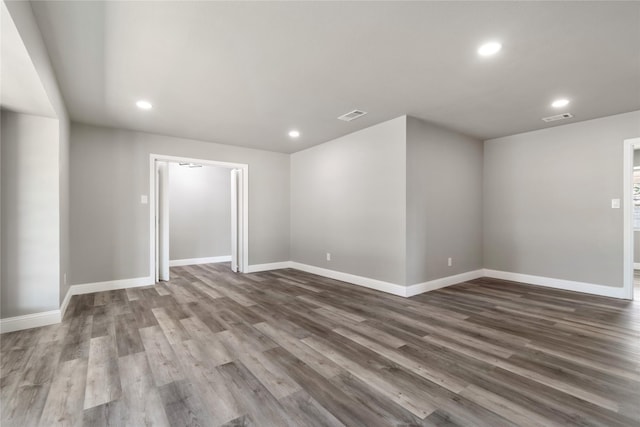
[[622, 138, 640, 300], [149, 154, 249, 282]]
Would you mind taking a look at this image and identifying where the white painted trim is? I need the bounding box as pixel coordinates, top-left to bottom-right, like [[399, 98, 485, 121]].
[[69, 276, 154, 295], [623, 137, 640, 300], [2, 276, 155, 333], [240, 168, 249, 274], [7, 264, 626, 334], [157, 161, 170, 281], [150, 156, 157, 283], [170, 256, 231, 267], [246, 261, 293, 273], [634, 263, 640, 270], [289, 262, 408, 297], [149, 154, 250, 280], [406, 270, 484, 297], [246, 261, 482, 297], [60, 287, 73, 319], [0, 310, 61, 334], [230, 169, 239, 272], [483, 269, 627, 299]]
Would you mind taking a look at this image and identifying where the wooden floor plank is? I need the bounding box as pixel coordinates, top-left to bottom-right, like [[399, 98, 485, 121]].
[[217, 360, 297, 427], [3, 384, 51, 427], [82, 399, 126, 427], [239, 350, 302, 399], [117, 352, 170, 427], [158, 379, 210, 427], [38, 358, 88, 427], [114, 313, 144, 357], [138, 325, 184, 387], [278, 389, 347, 427], [84, 335, 122, 410], [301, 333, 437, 419], [264, 346, 389, 427], [171, 339, 242, 424]]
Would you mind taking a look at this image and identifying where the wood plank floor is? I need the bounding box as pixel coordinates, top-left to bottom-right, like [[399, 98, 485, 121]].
[[2, 263, 639, 426]]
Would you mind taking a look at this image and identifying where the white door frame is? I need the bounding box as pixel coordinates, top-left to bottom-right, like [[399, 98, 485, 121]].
[[230, 169, 239, 273], [156, 161, 170, 281], [149, 154, 249, 280], [622, 137, 640, 300]]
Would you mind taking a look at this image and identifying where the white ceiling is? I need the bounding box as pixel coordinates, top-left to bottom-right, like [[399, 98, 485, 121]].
[[1, 1, 54, 117], [29, 1, 640, 153]]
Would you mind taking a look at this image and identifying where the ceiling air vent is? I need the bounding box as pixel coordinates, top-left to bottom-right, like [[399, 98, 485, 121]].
[[542, 113, 573, 122], [338, 109, 367, 122]]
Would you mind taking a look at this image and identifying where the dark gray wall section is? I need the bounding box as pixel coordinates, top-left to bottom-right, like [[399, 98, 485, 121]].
[[168, 163, 231, 261], [406, 117, 483, 284], [290, 117, 407, 285], [484, 111, 640, 287], [70, 122, 289, 284]]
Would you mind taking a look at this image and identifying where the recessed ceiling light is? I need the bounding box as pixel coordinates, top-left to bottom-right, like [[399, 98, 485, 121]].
[[136, 100, 152, 110], [478, 41, 502, 56], [551, 99, 570, 108], [288, 130, 300, 138]]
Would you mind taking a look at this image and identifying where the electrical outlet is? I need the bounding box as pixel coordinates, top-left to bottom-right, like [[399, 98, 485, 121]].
[[447, 257, 452, 267], [326, 252, 331, 261]]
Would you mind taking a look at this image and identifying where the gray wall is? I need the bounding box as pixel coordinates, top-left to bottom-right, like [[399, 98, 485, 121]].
[[1, 111, 60, 317], [484, 111, 640, 288], [406, 117, 483, 285], [290, 116, 407, 285], [168, 163, 231, 261], [3, 1, 71, 312], [70, 122, 289, 284]]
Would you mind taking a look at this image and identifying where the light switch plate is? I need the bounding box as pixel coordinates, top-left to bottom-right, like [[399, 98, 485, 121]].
[[611, 198, 620, 209], [141, 195, 148, 204]]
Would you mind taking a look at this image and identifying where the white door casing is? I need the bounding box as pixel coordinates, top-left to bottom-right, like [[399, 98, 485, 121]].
[[156, 161, 170, 281], [149, 154, 249, 282], [623, 137, 640, 300], [231, 169, 239, 272]]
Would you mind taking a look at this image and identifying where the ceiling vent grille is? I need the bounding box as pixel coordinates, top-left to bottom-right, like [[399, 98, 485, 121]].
[[542, 113, 573, 122], [338, 109, 367, 122]]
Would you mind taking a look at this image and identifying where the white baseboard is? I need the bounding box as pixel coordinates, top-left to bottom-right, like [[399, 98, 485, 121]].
[[170, 256, 231, 267], [2, 276, 156, 334], [246, 261, 293, 273], [60, 286, 73, 319], [406, 269, 485, 297], [0, 310, 61, 334], [60, 276, 151, 316], [289, 262, 408, 297], [70, 276, 154, 295], [483, 269, 628, 299], [249, 261, 481, 298], [5, 264, 627, 334]]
